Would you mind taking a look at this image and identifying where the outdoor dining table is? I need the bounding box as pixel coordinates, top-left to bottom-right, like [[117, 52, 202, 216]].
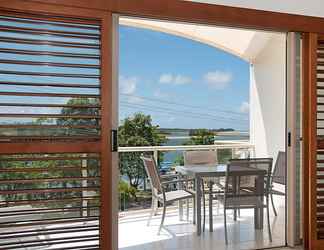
[[175, 164, 267, 236]]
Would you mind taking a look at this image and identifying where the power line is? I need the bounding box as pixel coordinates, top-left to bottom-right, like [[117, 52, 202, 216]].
[[120, 103, 248, 125], [120, 101, 248, 123], [120, 93, 248, 117]]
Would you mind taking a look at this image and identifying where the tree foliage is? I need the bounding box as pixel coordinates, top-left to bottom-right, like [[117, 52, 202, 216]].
[[118, 113, 166, 189], [174, 129, 215, 165], [186, 129, 215, 145]]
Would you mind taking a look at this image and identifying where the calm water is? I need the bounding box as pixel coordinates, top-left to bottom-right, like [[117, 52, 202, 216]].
[[162, 131, 249, 164]]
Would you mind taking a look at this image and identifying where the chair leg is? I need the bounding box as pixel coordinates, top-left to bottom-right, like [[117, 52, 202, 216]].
[[209, 182, 213, 232], [266, 199, 272, 242], [224, 208, 228, 245], [193, 197, 196, 224], [270, 193, 278, 216], [153, 199, 159, 216], [202, 184, 206, 232], [186, 199, 190, 221], [147, 198, 155, 226], [158, 203, 167, 235]]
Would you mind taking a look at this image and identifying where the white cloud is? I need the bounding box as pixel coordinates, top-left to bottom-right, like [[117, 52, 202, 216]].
[[159, 74, 173, 84], [159, 73, 192, 85], [239, 101, 250, 113], [119, 75, 138, 94], [174, 75, 192, 85], [203, 70, 232, 89]]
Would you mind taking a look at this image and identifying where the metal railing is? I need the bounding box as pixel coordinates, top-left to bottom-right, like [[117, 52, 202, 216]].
[[118, 140, 255, 163], [118, 141, 255, 211]]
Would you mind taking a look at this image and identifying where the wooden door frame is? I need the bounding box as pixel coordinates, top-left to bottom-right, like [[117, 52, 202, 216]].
[[0, 0, 323, 249]]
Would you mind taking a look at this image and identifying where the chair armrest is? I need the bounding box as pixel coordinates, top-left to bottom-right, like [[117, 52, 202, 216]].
[[160, 174, 180, 179], [162, 178, 195, 186]]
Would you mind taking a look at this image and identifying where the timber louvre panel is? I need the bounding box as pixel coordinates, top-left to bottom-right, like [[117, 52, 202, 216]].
[[317, 35, 324, 242], [0, 11, 103, 249]]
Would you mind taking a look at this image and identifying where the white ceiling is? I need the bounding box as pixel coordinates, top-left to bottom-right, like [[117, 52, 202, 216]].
[[120, 17, 284, 62], [188, 0, 324, 18]]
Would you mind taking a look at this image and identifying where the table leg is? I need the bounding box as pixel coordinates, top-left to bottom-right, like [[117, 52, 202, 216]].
[[196, 176, 202, 236], [254, 174, 264, 229], [179, 179, 184, 220], [179, 200, 183, 220]]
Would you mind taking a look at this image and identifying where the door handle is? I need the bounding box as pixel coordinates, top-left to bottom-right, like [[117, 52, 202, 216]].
[[111, 129, 118, 152], [288, 132, 291, 147]]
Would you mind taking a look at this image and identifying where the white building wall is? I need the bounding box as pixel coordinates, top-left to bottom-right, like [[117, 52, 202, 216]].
[[250, 34, 286, 160]]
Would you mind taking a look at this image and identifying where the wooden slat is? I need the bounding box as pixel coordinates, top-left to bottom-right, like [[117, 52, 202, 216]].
[[0, 9, 102, 26], [1, 235, 99, 250], [0, 166, 97, 173], [0, 206, 99, 217], [0, 142, 101, 154], [0, 186, 100, 195], [0, 155, 99, 161], [0, 81, 100, 88], [0, 36, 100, 49], [0, 91, 99, 98], [0, 216, 98, 228], [0, 113, 100, 118], [0, 224, 99, 237], [0, 24, 100, 39], [0, 48, 100, 59], [0, 135, 100, 141], [0, 70, 100, 79], [0, 124, 100, 129], [1, 196, 100, 206], [0, 14, 99, 29], [0, 176, 100, 184], [0, 102, 100, 108], [0, 59, 99, 69]]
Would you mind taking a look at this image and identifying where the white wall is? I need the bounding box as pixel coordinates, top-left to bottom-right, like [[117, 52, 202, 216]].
[[250, 34, 286, 160], [189, 0, 324, 18]]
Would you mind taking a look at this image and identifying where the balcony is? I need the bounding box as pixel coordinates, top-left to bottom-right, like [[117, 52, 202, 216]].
[[118, 142, 286, 250]]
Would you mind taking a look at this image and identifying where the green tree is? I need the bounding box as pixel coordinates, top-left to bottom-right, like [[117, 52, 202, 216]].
[[186, 129, 215, 145], [118, 113, 167, 190], [57, 98, 99, 136], [174, 129, 216, 165]]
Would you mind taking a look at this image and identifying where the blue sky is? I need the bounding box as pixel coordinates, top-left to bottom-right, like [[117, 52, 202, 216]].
[[119, 25, 250, 130]]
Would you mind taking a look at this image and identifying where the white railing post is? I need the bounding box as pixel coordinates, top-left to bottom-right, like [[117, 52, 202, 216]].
[[153, 150, 158, 165], [232, 148, 236, 159], [215, 148, 218, 164]]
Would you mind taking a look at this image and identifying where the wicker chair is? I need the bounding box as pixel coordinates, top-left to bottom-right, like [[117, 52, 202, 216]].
[[141, 156, 195, 234]]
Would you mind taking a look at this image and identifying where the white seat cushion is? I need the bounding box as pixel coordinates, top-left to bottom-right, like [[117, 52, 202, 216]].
[[158, 190, 193, 202]]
